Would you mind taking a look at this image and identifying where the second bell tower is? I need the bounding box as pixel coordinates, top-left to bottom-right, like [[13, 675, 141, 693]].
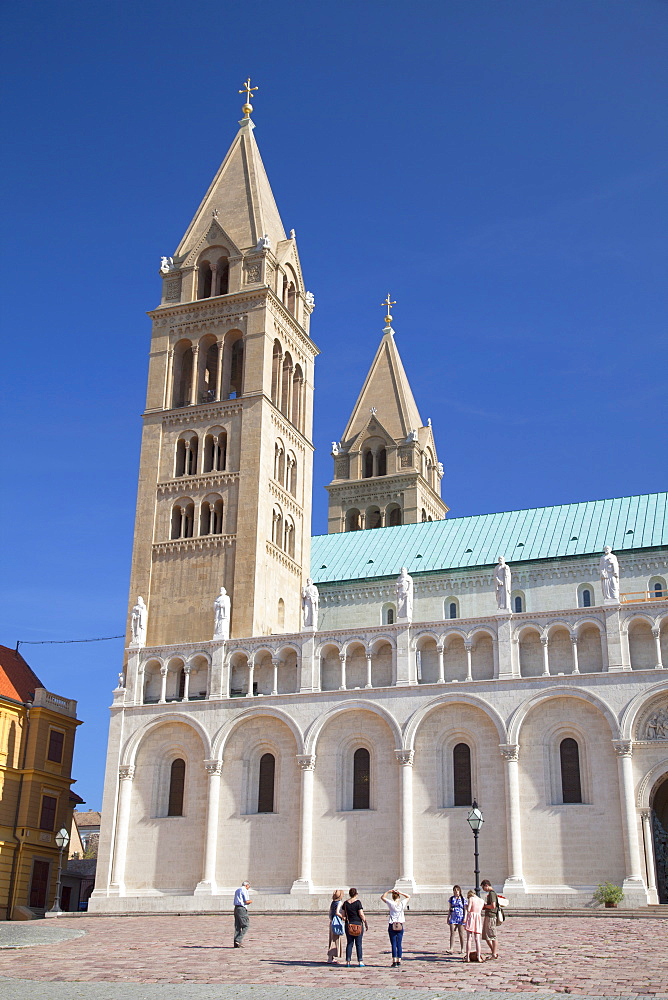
[[127, 92, 318, 644]]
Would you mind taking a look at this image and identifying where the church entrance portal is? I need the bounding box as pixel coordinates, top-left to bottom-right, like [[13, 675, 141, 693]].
[[652, 776, 668, 903]]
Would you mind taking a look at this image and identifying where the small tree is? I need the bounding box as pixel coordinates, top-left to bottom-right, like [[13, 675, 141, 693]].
[[593, 882, 624, 906]]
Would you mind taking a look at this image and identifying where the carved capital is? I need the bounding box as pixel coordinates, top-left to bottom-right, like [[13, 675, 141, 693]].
[[540, 636, 549, 647], [183, 665, 191, 674], [640, 808, 651, 820], [119, 764, 135, 781], [652, 627, 660, 639], [394, 749, 415, 766], [499, 743, 520, 763], [612, 739, 633, 758], [296, 754, 316, 771], [160, 665, 168, 676], [271, 658, 283, 668], [570, 635, 578, 645], [339, 653, 346, 663], [203, 758, 223, 777]]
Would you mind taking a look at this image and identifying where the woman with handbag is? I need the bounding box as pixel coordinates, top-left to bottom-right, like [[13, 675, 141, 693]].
[[327, 889, 345, 964], [380, 888, 410, 968], [342, 887, 368, 967]]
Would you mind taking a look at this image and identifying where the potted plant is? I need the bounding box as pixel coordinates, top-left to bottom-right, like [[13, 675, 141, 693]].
[[593, 882, 624, 908]]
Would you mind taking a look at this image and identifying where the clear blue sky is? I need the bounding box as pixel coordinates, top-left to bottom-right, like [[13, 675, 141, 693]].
[[2, 0, 666, 809]]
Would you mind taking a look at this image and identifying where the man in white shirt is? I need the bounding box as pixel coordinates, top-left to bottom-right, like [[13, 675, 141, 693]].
[[233, 880, 252, 947]]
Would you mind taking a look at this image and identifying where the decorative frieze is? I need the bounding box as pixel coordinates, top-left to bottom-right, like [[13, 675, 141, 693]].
[[153, 535, 235, 555], [162, 402, 243, 427], [157, 473, 239, 496], [269, 481, 303, 516], [266, 540, 302, 576], [296, 754, 316, 771], [612, 739, 633, 758]]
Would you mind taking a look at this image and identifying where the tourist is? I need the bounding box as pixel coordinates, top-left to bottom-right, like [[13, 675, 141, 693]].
[[233, 880, 252, 947], [446, 884, 466, 954], [327, 889, 344, 963], [463, 889, 483, 962], [342, 887, 368, 967], [481, 878, 500, 960], [380, 887, 410, 968]]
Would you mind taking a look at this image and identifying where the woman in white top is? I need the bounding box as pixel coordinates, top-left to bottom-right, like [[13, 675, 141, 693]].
[[380, 888, 410, 968]]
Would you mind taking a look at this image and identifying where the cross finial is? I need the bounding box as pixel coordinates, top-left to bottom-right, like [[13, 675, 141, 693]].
[[239, 77, 259, 118], [381, 293, 396, 326]]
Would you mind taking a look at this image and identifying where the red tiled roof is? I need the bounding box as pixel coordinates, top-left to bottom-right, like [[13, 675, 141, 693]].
[[0, 644, 43, 703]]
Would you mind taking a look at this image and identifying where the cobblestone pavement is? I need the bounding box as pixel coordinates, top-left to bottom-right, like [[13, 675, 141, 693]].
[[0, 914, 665, 999], [0, 922, 85, 948]]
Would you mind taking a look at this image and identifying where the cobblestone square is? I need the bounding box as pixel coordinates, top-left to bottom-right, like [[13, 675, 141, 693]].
[[0, 913, 666, 999]]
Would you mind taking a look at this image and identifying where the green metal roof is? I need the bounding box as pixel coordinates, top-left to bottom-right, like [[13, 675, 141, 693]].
[[310, 492, 667, 584]]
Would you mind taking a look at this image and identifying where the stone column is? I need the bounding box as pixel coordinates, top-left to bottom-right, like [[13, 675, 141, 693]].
[[395, 625, 412, 685], [394, 750, 416, 891], [605, 607, 627, 671], [271, 658, 281, 696], [496, 616, 515, 678], [189, 345, 200, 405], [437, 643, 445, 683], [291, 755, 316, 893], [181, 665, 191, 702], [339, 652, 346, 691], [652, 628, 664, 669], [612, 740, 645, 894], [365, 653, 372, 689], [210, 263, 218, 298], [540, 636, 550, 676], [640, 809, 657, 900], [165, 347, 174, 409], [246, 658, 255, 698], [210, 643, 225, 700], [195, 760, 223, 895], [109, 765, 135, 894], [570, 635, 580, 674], [500, 745, 526, 892], [464, 640, 473, 682], [159, 665, 168, 704]]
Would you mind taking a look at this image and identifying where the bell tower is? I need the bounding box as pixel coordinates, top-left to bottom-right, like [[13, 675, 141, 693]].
[[127, 86, 318, 643], [327, 298, 447, 532]]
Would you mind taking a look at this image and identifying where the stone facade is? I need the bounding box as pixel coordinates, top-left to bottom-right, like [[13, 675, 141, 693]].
[[91, 105, 668, 915]]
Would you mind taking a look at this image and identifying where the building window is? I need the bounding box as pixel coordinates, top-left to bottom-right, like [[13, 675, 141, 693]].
[[514, 595, 523, 613], [352, 748, 370, 809], [655, 582, 664, 598], [168, 758, 185, 816], [582, 589, 592, 608], [29, 860, 51, 909], [47, 730, 64, 764], [559, 738, 582, 804], [257, 753, 275, 813], [447, 601, 458, 619], [346, 508, 361, 531], [39, 795, 58, 831], [453, 743, 472, 806], [382, 603, 396, 625], [363, 450, 373, 479], [378, 448, 387, 476]]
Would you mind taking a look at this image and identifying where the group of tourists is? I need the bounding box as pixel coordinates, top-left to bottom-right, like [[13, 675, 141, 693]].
[[232, 878, 503, 966]]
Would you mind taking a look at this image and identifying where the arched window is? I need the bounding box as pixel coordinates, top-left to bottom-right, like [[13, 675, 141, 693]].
[[200, 340, 219, 403], [346, 508, 361, 532], [277, 598, 285, 631], [292, 364, 303, 429], [582, 589, 592, 608], [560, 738, 582, 803], [286, 453, 297, 495], [271, 340, 282, 405], [286, 283, 296, 315], [353, 747, 370, 809], [200, 498, 223, 535], [281, 353, 292, 415], [381, 603, 395, 625], [216, 255, 229, 296], [655, 582, 664, 598], [366, 507, 382, 529], [363, 450, 373, 479], [377, 448, 387, 476], [172, 341, 193, 408], [421, 508, 428, 522], [177, 668, 186, 699], [284, 517, 295, 558], [198, 261, 212, 299], [272, 507, 283, 548], [168, 758, 185, 816], [230, 339, 244, 398], [257, 753, 275, 813], [514, 595, 524, 613], [453, 743, 472, 806], [650, 577, 666, 599], [274, 441, 285, 483], [387, 504, 402, 526], [203, 431, 227, 473], [448, 601, 458, 619]]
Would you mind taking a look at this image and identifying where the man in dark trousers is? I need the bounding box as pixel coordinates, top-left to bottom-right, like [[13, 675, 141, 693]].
[[481, 879, 499, 960], [233, 880, 252, 947]]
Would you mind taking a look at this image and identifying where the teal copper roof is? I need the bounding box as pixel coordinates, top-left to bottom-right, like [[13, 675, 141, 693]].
[[310, 493, 667, 584]]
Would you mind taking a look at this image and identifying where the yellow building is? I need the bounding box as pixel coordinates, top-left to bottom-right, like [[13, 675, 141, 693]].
[[0, 645, 82, 919]]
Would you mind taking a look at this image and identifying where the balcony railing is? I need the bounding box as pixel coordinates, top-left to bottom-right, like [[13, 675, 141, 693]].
[[621, 591, 666, 603]]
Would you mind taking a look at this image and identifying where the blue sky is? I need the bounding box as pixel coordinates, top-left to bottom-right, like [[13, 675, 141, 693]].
[[2, 0, 666, 808]]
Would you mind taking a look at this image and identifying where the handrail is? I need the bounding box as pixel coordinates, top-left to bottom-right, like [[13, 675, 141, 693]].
[[621, 591, 665, 603]]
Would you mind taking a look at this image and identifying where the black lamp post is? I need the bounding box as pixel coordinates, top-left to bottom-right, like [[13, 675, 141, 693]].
[[466, 800, 484, 897], [49, 827, 70, 913]]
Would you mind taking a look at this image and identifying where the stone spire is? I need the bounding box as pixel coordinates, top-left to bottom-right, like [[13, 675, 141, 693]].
[[174, 104, 286, 260]]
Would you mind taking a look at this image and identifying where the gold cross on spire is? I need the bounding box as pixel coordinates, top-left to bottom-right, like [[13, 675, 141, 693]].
[[239, 77, 259, 118], [382, 293, 396, 325]]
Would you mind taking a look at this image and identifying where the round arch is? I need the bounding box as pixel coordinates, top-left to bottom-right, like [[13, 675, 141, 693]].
[[637, 757, 668, 809], [620, 678, 668, 741], [404, 692, 507, 750], [212, 706, 304, 759], [304, 700, 402, 755], [121, 712, 212, 766], [507, 686, 620, 745], [467, 625, 497, 642]]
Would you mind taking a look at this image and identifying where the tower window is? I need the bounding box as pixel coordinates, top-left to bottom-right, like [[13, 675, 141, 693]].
[[198, 261, 212, 299], [229, 340, 244, 398], [47, 729, 65, 764], [582, 589, 591, 608], [346, 508, 361, 532], [258, 753, 275, 813], [39, 794, 58, 831], [363, 450, 373, 479], [449, 602, 457, 619], [453, 743, 472, 807], [378, 448, 387, 476], [168, 758, 186, 816], [216, 256, 229, 296], [514, 595, 523, 613], [353, 748, 370, 809], [560, 738, 582, 804]]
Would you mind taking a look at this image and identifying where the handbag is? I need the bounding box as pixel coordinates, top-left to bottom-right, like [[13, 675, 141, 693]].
[[391, 921, 403, 931], [331, 913, 345, 936], [347, 922, 363, 936]]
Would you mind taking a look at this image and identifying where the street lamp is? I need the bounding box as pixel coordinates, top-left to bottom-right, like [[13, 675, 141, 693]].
[[49, 826, 70, 913], [466, 800, 484, 897]]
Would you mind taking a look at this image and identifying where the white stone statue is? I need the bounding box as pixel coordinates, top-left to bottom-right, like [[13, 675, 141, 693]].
[[130, 596, 147, 645], [331, 441, 340, 455], [302, 578, 319, 629], [494, 557, 512, 612], [290, 228, 296, 239], [599, 546, 620, 603], [305, 290, 315, 309], [437, 462, 444, 478], [257, 233, 271, 250], [407, 429, 418, 443], [213, 587, 231, 640], [159, 256, 174, 274], [117, 672, 125, 689], [396, 567, 414, 621]]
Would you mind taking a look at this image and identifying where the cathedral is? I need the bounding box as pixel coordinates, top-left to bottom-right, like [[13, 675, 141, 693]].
[[91, 92, 668, 913]]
